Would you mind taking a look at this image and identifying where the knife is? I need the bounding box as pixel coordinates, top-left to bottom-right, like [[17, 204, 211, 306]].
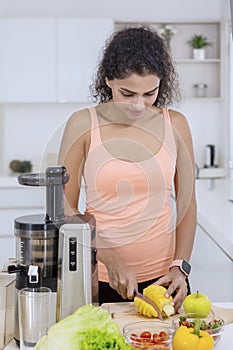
[[133, 288, 163, 320]]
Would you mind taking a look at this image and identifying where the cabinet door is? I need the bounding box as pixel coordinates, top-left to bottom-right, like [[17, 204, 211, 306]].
[[190, 225, 233, 302], [0, 18, 56, 102], [57, 18, 114, 102]]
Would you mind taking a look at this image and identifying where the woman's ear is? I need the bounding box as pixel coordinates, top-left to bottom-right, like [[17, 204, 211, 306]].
[[105, 77, 111, 88]]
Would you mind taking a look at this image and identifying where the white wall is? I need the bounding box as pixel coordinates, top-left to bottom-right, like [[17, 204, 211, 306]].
[[0, 0, 231, 176], [2, 104, 81, 174], [177, 101, 224, 167], [229, 35, 233, 175]]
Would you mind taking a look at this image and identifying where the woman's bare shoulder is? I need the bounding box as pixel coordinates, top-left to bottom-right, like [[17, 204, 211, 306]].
[[66, 108, 92, 133], [169, 109, 187, 122], [168, 109, 190, 132], [168, 109, 194, 152]]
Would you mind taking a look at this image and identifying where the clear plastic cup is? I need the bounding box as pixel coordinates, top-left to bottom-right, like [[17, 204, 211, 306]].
[[18, 287, 51, 350]]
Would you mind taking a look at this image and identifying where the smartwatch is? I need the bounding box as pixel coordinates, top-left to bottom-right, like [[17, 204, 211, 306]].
[[169, 259, 191, 277]]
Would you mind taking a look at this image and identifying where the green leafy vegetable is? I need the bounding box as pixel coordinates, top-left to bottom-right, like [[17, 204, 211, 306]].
[[78, 328, 133, 349], [35, 304, 133, 350]]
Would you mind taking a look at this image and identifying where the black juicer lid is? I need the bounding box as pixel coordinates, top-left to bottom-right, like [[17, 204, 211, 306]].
[[15, 214, 59, 231]]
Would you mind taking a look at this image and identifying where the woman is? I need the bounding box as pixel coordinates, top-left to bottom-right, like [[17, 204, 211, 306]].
[[58, 26, 197, 312]]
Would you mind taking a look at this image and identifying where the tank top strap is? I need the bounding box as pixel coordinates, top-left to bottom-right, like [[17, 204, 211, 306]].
[[162, 107, 171, 123], [88, 107, 102, 150], [162, 108, 177, 160]]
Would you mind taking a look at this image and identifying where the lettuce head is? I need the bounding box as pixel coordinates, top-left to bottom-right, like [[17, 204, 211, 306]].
[[35, 304, 133, 350]]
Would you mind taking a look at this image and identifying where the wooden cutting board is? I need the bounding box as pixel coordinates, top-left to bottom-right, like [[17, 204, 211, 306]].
[[102, 302, 149, 331], [101, 302, 233, 331]]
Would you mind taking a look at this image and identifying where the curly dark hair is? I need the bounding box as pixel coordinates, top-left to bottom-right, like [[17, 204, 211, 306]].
[[91, 25, 181, 107]]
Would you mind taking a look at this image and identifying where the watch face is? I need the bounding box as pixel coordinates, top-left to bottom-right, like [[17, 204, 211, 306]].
[[182, 260, 191, 275]]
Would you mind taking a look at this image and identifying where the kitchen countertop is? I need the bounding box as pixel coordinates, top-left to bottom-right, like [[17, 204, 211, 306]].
[[196, 178, 233, 260], [3, 302, 233, 350], [0, 176, 20, 188]]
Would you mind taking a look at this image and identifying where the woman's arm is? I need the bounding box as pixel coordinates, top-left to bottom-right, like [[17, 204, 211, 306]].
[[97, 247, 137, 299], [173, 110, 197, 262], [58, 109, 90, 216], [155, 110, 197, 311]]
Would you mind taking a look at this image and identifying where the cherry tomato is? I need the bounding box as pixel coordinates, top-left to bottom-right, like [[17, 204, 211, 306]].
[[130, 329, 169, 348], [159, 331, 167, 338], [140, 331, 152, 339], [130, 333, 138, 341], [159, 330, 169, 342], [152, 333, 160, 343]]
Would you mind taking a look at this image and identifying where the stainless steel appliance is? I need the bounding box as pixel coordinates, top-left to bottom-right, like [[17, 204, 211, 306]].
[[8, 166, 98, 347], [57, 214, 98, 320]]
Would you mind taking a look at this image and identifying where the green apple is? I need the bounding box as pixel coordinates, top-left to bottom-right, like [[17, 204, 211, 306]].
[[183, 291, 211, 317]]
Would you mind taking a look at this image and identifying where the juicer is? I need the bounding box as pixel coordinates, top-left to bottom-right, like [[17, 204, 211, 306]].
[[8, 166, 98, 346]]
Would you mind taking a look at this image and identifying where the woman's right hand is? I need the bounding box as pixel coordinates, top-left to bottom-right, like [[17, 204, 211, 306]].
[[97, 248, 137, 299]]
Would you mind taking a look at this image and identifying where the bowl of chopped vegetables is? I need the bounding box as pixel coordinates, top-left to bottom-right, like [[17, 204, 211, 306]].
[[172, 312, 225, 346], [123, 320, 174, 349]]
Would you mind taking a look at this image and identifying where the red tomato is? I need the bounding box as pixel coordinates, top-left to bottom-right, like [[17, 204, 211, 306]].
[[130, 333, 138, 341], [140, 331, 152, 339], [159, 331, 167, 338], [152, 333, 160, 343], [160, 331, 169, 342]]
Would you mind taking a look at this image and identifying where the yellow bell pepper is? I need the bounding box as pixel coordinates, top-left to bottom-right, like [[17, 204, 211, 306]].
[[172, 319, 214, 350], [134, 285, 175, 318]]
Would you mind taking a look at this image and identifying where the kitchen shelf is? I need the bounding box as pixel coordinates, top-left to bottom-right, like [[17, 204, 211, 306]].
[[115, 20, 224, 100]]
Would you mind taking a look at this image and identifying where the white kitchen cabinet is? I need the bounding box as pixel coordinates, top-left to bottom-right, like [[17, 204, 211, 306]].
[[190, 225, 233, 302], [0, 17, 113, 103], [0, 18, 57, 102], [56, 18, 114, 102]]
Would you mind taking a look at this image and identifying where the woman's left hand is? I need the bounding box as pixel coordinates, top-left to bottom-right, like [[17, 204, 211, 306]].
[[153, 267, 187, 312]]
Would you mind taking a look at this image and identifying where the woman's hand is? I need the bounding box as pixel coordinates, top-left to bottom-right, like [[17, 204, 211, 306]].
[[153, 267, 187, 312], [97, 248, 137, 299], [108, 260, 137, 299]]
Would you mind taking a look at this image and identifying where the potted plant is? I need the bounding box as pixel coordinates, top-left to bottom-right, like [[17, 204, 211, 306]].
[[9, 159, 32, 174], [187, 34, 212, 60], [158, 24, 177, 50]]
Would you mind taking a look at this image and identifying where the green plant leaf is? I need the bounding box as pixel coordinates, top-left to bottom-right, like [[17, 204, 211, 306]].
[[187, 34, 212, 48]]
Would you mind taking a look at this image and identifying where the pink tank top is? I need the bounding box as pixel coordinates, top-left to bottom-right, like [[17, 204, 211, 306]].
[[83, 107, 177, 282]]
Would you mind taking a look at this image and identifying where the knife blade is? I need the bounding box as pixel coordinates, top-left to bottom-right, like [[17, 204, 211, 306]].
[[133, 288, 163, 320]]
